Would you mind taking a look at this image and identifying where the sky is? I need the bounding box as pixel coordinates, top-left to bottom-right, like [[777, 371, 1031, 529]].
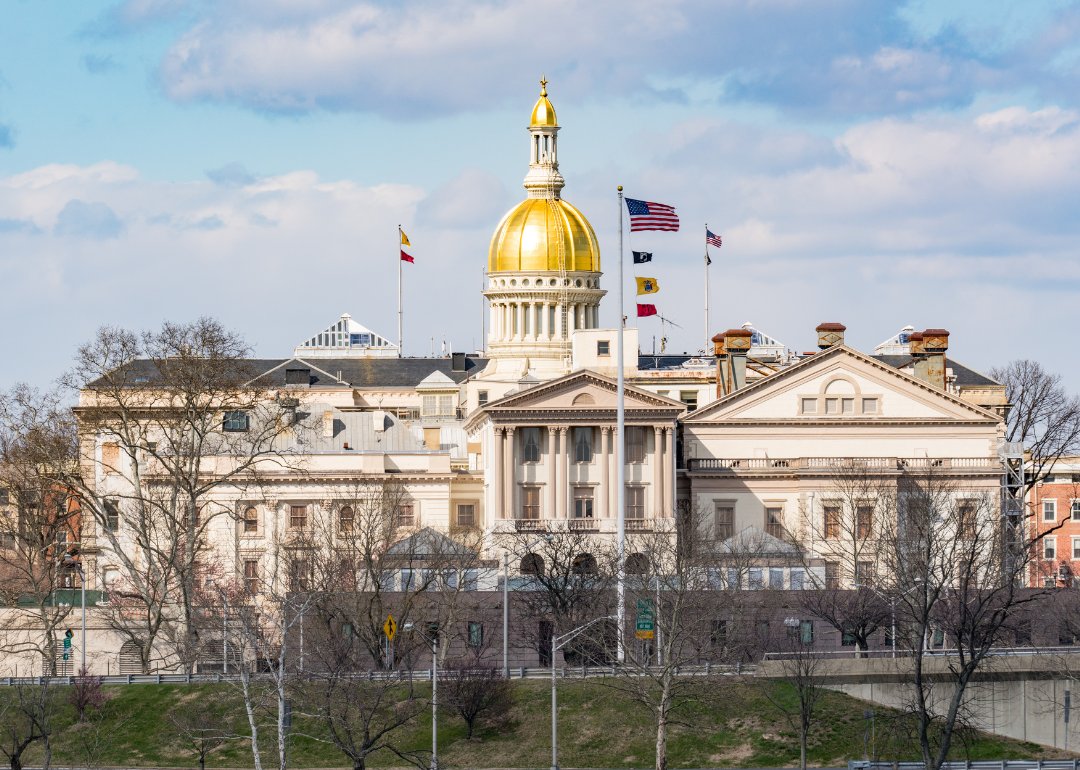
[[3, 0, 1080, 388]]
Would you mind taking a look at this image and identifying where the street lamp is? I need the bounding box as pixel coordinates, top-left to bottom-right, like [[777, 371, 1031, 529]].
[[404, 621, 439, 770], [63, 555, 86, 673], [503, 536, 553, 678], [551, 616, 618, 770]]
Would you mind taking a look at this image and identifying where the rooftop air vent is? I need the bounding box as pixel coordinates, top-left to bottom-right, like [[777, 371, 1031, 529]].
[[285, 368, 311, 387]]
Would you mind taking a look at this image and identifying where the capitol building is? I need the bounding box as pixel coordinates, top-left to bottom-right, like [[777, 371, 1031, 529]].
[[3, 82, 1012, 675]]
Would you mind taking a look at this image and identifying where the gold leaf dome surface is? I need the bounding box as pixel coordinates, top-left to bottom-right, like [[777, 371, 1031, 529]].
[[488, 198, 600, 273], [530, 93, 557, 127]]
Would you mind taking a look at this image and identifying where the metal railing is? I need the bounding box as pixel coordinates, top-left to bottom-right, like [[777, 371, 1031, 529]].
[[851, 762, 1080, 770], [0, 662, 755, 687], [688, 457, 999, 472], [763, 645, 1080, 661]]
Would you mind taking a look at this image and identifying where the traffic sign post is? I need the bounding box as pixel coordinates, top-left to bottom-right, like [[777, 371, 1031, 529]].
[[384, 614, 397, 671], [63, 629, 72, 661], [636, 599, 654, 640]]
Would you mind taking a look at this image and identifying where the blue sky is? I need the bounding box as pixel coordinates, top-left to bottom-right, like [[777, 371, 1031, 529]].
[[3, 0, 1080, 387]]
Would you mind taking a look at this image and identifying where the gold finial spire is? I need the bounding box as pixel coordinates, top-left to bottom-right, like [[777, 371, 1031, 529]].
[[540, 75, 548, 96]]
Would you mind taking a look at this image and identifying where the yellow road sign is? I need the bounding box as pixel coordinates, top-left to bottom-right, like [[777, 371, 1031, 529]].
[[384, 614, 396, 641]]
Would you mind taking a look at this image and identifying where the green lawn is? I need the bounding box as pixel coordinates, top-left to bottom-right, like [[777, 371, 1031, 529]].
[[2, 678, 1053, 769]]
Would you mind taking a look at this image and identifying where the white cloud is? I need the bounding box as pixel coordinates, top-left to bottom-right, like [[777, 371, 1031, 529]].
[[149, 0, 1078, 119]]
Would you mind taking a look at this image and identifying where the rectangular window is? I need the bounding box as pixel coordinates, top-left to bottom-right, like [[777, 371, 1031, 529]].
[[958, 503, 976, 540], [1072, 500, 1080, 521], [512, 306, 518, 335], [856, 505, 873, 539], [102, 442, 119, 474], [824, 506, 840, 539], [726, 568, 739, 589], [842, 398, 854, 414], [522, 427, 540, 463], [456, 504, 476, 527], [932, 628, 944, 647], [523, 306, 529, 335], [244, 560, 259, 595], [801, 398, 817, 414], [769, 567, 784, 590], [423, 395, 436, 416], [856, 561, 874, 587], [597, 340, 610, 356], [1073, 537, 1080, 560], [104, 500, 120, 533], [223, 411, 249, 432], [748, 568, 763, 590], [825, 562, 840, 590], [549, 306, 556, 336], [657, 390, 669, 397], [790, 568, 805, 591], [400, 569, 415, 592], [841, 622, 856, 646], [290, 560, 309, 592], [574, 427, 593, 463], [825, 398, 838, 414], [573, 487, 593, 519], [765, 507, 782, 538], [799, 620, 814, 645], [397, 504, 415, 527], [478, 391, 489, 407], [1045, 499, 1057, 521], [468, 621, 483, 649], [626, 487, 645, 520], [1045, 537, 1056, 560], [716, 505, 734, 540], [439, 395, 454, 416], [522, 489, 540, 520], [290, 505, 308, 529], [625, 427, 645, 464], [679, 391, 698, 412], [862, 398, 878, 414]]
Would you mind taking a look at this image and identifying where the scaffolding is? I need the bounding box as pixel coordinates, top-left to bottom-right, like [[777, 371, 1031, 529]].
[[998, 440, 1025, 577]]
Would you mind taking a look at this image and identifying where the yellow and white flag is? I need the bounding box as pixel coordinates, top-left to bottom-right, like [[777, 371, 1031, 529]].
[[636, 277, 659, 295]]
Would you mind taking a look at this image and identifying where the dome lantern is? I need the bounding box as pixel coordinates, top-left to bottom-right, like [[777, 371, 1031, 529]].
[[524, 76, 564, 199]]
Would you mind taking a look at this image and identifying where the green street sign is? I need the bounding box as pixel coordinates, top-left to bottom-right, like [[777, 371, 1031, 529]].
[[62, 653, 68, 660], [63, 638, 71, 649], [636, 598, 654, 639]]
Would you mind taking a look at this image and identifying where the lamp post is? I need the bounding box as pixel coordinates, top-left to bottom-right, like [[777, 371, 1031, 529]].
[[63, 555, 86, 673], [404, 622, 439, 770], [504, 536, 552, 678], [853, 580, 921, 658], [551, 616, 618, 770]]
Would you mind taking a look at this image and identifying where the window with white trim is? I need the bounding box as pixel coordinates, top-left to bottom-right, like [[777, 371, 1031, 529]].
[[1045, 499, 1057, 521], [1045, 536, 1057, 560]]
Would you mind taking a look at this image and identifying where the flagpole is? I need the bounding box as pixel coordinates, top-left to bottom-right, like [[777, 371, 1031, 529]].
[[616, 186, 626, 663], [398, 224, 403, 358], [705, 223, 710, 353]]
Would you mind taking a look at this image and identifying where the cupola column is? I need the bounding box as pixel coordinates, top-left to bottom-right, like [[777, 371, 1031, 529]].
[[653, 426, 663, 519]]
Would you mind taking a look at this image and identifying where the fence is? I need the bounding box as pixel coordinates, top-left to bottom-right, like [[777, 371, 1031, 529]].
[[850, 762, 1080, 770], [0, 662, 756, 687]]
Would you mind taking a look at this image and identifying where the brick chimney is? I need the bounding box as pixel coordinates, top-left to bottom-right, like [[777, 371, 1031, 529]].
[[712, 333, 725, 399], [718, 328, 752, 395], [816, 323, 846, 350], [921, 329, 949, 389]]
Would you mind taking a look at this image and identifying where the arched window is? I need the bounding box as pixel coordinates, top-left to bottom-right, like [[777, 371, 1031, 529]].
[[572, 553, 598, 575], [119, 641, 142, 674], [243, 506, 258, 533], [520, 553, 545, 576], [339, 506, 354, 533], [572, 393, 595, 406], [626, 553, 649, 574]]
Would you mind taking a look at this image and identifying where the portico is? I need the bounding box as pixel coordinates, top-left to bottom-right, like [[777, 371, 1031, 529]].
[[465, 371, 685, 534]]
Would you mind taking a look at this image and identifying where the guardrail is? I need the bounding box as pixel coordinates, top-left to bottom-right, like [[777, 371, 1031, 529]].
[[764, 645, 1080, 661], [0, 662, 756, 687], [850, 762, 1080, 770]]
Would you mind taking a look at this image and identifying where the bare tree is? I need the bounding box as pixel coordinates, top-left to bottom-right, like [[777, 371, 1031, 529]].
[[881, 466, 1045, 770], [756, 628, 826, 770], [0, 385, 81, 675], [69, 702, 131, 770], [799, 463, 894, 655], [990, 359, 1080, 489], [0, 676, 58, 770], [57, 318, 303, 672], [440, 660, 513, 739], [168, 697, 234, 770]]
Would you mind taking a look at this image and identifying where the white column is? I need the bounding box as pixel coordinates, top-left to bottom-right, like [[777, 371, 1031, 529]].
[[664, 427, 674, 518], [494, 428, 505, 518], [547, 427, 557, 519], [609, 427, 618, 519], [504, 427, 516, 518], [600, 427, 610, 519], [653, 426, 663, 519], [557, 427, 568, 519]]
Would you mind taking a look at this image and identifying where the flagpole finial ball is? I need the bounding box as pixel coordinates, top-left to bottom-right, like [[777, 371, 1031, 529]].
[[618, 186, 623, 191]]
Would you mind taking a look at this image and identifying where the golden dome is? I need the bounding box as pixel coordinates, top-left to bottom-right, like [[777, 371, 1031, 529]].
[[530, 78, 558, 127], [488, 198, 599, 273]]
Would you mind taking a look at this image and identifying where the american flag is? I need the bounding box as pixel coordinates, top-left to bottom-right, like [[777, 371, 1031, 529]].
[[625, 198, 679, 232], [706, 229, 722, 248]]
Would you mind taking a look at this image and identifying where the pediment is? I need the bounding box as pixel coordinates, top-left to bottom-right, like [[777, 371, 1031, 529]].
[[685, 346, 1000, 424], [484, 370, 684, 412]]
